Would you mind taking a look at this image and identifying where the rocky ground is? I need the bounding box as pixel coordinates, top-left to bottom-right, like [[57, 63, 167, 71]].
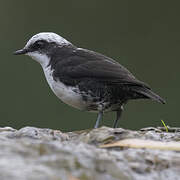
[[0, 126, 180, 180]]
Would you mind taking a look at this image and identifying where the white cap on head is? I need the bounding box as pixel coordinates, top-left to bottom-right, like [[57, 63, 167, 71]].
[[25, 32, 71, 48]]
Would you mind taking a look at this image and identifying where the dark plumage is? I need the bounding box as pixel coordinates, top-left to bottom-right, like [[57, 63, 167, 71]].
[[14, 32, 165, 128], [49, 44, 165, 128], [50, 46, 165, 104]]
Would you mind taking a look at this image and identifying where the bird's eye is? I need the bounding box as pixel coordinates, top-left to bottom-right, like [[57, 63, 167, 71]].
[[33, 40, 46, 49]]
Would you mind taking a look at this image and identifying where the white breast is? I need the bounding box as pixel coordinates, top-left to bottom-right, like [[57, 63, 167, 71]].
[[27, 51, 87, 110], [43, 66, 86, 110]]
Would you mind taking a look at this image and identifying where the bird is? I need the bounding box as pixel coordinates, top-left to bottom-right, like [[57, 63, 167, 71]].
[[14, 32, 165, 128]]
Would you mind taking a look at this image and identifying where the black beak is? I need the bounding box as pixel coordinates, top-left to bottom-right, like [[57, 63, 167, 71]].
[[13, 48, 28, 55]]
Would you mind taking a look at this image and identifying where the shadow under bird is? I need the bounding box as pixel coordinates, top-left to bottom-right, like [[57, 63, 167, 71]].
[[14, 32, 165, 128]]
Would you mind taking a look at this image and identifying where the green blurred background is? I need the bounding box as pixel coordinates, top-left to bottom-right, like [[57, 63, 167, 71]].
[[0, 0, 178, 131]]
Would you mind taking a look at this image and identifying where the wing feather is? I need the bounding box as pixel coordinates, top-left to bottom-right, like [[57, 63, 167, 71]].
[[54, 48, 150, 89]]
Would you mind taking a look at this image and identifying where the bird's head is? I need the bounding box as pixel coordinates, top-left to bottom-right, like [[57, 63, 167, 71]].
[[14, 32, 72, 66]]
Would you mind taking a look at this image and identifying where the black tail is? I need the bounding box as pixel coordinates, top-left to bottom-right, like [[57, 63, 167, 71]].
[[132, 87, 166, 104]]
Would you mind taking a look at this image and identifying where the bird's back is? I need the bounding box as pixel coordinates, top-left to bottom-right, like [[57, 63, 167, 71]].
[[49, 47, 165, 112]]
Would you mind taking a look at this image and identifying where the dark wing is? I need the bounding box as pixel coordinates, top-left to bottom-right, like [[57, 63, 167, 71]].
[[53, 47, 165, 104], [54, 48, 150, 89]]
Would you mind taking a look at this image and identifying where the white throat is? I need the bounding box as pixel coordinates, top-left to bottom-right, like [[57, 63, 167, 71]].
[[27, 52, 50, 68]]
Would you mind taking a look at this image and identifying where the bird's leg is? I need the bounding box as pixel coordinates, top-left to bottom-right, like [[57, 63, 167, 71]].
[[94, 111, 103, 128], [113, 106, 123, 128]]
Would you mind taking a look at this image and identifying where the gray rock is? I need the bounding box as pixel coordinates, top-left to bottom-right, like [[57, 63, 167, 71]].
[[0, 126, 179, 180]]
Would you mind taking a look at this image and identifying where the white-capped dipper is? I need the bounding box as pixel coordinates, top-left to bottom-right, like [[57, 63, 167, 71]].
[[14, 32, 165, 128]]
